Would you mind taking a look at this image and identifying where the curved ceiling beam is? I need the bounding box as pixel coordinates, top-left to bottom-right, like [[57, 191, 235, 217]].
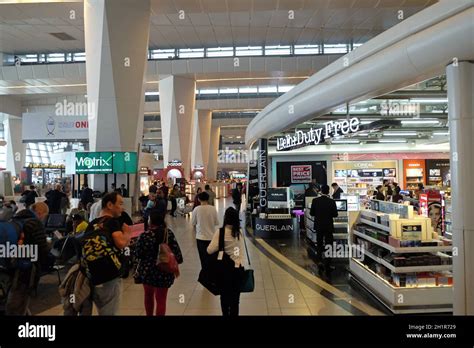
[[245, 0, 474, 147]]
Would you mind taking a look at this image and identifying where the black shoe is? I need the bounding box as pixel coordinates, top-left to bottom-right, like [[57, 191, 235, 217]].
[[317, 263, 325, 275]]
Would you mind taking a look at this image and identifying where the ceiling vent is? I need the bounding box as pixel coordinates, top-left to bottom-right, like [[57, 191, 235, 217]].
[[49, 32, 76, 41]]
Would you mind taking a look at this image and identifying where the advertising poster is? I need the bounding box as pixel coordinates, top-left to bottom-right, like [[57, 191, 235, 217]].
[[291, 165, 312, 183]]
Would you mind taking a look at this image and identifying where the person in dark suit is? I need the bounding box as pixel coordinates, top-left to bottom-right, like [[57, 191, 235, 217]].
[[309, 184, 338, 275], [119, 184, 129, 198], [374, 185, 385, 201], [331, 183, 344, 199], [232, 182, 243, 213]]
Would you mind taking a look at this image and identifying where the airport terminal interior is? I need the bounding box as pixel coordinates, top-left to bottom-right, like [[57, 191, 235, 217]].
[[0, 0, 473, 318]]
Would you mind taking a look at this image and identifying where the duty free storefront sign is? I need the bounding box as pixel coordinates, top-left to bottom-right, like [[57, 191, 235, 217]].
[[276, 117, 361, 151]]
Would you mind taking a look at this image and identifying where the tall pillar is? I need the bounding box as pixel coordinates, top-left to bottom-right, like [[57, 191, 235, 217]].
[[191, 109, 212, 177], [4, 117, 25, 176], [207, 125, 220, 180], [84, 0, 150, 191], [446, 61, 474, 315], [159, 76, 196, 179]]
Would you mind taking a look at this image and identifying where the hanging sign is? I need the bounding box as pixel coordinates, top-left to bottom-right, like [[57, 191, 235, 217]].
[[276, 117, 361, 151]]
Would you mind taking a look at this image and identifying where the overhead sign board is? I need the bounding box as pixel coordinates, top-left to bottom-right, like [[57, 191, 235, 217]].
[[276, 117, 361, 151], [75, 152, 137, 174], [22, 114, 89, 142]]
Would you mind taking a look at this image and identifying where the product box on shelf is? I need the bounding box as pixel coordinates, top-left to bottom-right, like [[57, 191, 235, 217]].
[[388, 236, 422, 248], [435, 272, 453, 286]]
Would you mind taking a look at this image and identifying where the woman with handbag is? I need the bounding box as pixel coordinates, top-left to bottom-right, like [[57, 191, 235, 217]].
[[206, 207, 246, 316], [134, 210, 183, 316]]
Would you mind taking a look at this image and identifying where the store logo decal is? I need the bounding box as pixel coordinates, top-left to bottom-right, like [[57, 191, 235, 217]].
[[277, 118, 360, 151], [76, 155, 112, 169], [46, 117, 56, 136]]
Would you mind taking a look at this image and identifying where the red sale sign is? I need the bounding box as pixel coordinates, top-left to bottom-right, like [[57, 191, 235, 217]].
[[291, 165, 312, 183]]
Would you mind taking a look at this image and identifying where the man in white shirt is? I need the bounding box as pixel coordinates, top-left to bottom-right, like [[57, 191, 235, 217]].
[[192, 191, 219, 269], [88, 199, 102, 222], [205, 184, 216, 206]]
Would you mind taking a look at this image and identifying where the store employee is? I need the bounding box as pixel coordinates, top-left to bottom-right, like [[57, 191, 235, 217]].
[[310, 185, 338, 276]]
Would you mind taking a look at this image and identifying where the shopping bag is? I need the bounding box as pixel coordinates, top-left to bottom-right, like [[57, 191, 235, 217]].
[[240, 269, 255, 293]]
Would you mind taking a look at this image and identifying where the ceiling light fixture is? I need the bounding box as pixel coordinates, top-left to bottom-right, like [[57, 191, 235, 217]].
[[378, 139, 407, 143], [401, 120, 440, 125], [383, 131, 417, 136], [410, 98, 448, 103]]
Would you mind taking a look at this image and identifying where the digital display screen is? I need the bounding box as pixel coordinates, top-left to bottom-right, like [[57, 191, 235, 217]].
[[335, 200, 348, 211]]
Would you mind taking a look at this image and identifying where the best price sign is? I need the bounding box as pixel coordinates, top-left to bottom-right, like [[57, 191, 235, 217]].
[[291, 165, 312, 183]]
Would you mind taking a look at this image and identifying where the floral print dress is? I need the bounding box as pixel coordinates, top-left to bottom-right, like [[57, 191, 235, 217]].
[[134, 226, 183, 288]]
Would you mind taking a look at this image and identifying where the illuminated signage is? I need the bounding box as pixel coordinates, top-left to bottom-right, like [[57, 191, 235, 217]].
[[276, 117, 360, 151], [168, 160, 182, 167]]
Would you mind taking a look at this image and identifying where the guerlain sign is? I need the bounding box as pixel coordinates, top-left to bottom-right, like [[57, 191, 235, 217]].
[[276, 117, 361, 151]]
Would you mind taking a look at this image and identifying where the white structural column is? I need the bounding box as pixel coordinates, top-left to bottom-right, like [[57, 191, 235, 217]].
[[207, 124, 220, 180], [84, 0, 150, 191], [84, 0, 150, 153], [446, 61, 474, 315], [4, 118, 25, 176], [159, 76, 196, 179], [191, 109, 212, 176]]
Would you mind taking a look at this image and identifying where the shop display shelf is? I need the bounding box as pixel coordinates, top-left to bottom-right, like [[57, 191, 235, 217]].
[[349, 258, 453, 314], [353, 230, 452, 254], [359, 217, 391, 233], [361, 248, 452, 273]]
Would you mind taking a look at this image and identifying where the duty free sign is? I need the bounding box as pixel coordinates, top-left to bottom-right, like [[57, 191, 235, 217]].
[[276, 117, 361, 151]]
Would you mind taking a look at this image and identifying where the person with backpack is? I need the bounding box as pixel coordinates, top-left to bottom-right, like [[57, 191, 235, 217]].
[[133, 210, 183, 316], [82, 192, 132, 315], [3, 202, 50, 315], [207, 207, 245, 316]]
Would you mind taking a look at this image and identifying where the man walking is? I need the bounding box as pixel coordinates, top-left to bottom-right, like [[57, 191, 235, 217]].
[[80, 184, 94, 207], [191, 192, 219, 269], [46, 184, 67, 214], [309, 185, 338, 276], [204, 184, 216, 206]]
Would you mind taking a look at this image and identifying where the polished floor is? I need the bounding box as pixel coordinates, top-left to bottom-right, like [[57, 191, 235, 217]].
[[35, 198, 383, 316]]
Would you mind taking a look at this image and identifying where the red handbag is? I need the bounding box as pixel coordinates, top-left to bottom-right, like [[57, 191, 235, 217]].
[[156, 228, 180, 277]]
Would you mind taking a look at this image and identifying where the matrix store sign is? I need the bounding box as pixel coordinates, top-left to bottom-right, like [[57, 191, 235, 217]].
[[276, 117, 361, 151], [75, 152, 137, 174]]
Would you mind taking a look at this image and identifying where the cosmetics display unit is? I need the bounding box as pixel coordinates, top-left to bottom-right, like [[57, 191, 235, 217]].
[[349, 200, 453, 314]]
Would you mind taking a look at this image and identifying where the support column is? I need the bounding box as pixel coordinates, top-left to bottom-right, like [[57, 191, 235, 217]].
[[191, 109, 212, 177], [84, 0, 150, 191], [4, 117, 25, 177], [159, 75, 196, 179], [446, 61, 474, 315], [207, 124, 220, 180]]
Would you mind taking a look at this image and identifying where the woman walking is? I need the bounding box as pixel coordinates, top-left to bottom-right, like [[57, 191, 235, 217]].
[[207, 207, 245, 316], [134, 210, 183, 316]]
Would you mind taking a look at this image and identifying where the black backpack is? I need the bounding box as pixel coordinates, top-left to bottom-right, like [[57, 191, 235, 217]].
[[80, 217, 123, 286]]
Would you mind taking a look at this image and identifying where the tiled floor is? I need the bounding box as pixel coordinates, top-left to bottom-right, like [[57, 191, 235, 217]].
[[36, 197, 382, 316]]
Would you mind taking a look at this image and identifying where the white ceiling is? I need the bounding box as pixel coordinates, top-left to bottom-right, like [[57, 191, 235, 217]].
[[0, 0, 437, 53]]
